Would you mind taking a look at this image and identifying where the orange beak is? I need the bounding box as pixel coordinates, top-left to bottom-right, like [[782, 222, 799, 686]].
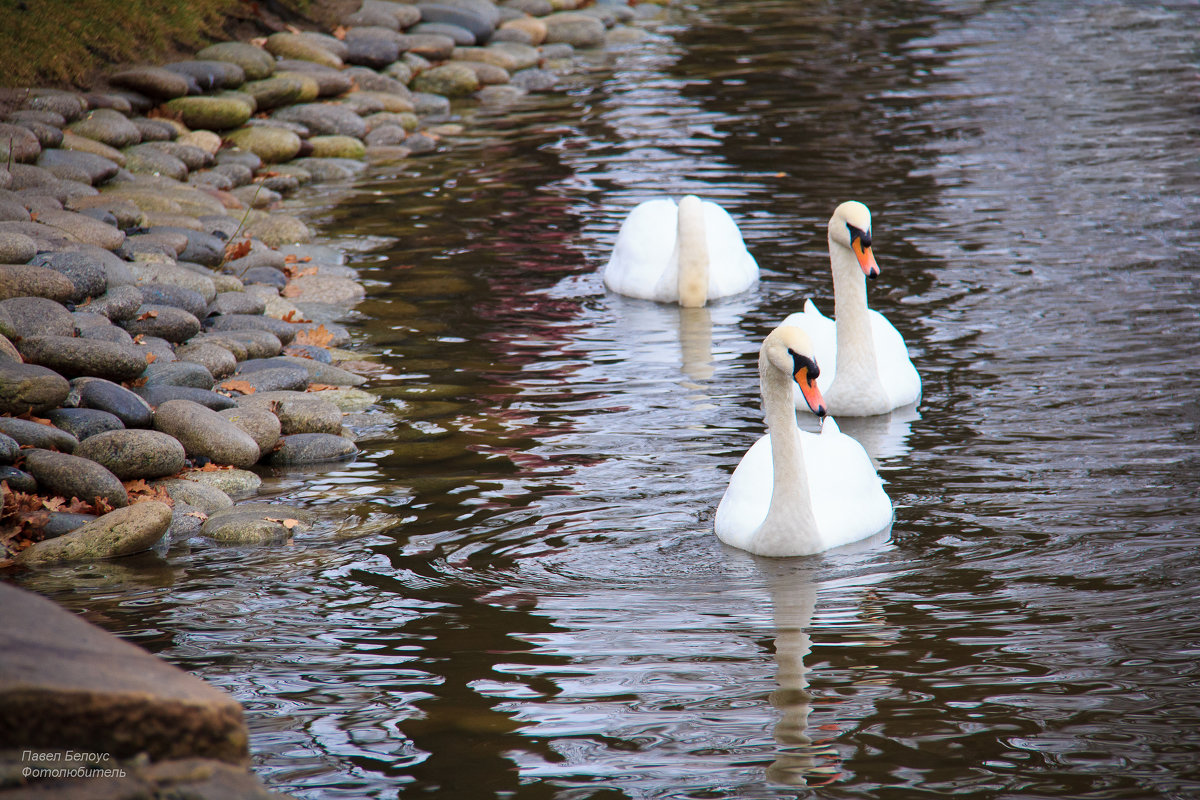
[[794, 367, 827, 418], [852, 237, 879, 278]]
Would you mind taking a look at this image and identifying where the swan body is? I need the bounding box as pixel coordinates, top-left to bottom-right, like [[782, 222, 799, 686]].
[[715, 326, 892, 557], [603, 195, 759, 307], [783, 201, 920, 416]]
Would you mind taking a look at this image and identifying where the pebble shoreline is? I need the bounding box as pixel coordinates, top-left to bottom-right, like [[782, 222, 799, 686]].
[[0, 0, 664, 568]]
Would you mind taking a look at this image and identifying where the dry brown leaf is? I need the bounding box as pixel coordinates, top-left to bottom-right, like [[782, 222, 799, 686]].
[[219, 379, 257, 395], [280, 283, 303, 298], [145, 352, 157, 364], [281, 310, 310, 323], [137, 310, 159, 321], [224, 239, 253, 262], [306, 383, 339, 392], [332, 24, 348, 40], [132, 334, 145, 344], [294, 324, 334, 348], [266, 517, 302, 530], [185, 510, 209, 521]]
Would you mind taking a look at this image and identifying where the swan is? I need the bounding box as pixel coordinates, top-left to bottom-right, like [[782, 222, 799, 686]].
[[715, 325, 892, 557], [603, 195, 759, 307], [782, 201, 920, 416]]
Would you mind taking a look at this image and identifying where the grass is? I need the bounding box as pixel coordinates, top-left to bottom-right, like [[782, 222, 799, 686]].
[[0, 0, 321, 89]]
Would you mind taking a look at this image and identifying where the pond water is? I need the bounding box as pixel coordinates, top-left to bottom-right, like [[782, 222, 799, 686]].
[[15, 1, 1200, 797]]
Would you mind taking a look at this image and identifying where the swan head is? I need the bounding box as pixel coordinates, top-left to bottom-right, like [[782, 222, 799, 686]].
[[764, 325, 827, 418], [829, 201, 879, 279]]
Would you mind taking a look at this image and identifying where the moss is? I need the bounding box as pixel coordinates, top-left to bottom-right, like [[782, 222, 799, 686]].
[[0, 0, 321, 89]]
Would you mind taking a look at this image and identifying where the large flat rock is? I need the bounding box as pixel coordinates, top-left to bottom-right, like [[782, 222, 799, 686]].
[[0, 583, 248, 764]]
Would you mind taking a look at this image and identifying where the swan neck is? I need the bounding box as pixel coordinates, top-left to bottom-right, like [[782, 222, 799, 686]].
[[829, 234, 877, 376], [677, 197, 708, 308]]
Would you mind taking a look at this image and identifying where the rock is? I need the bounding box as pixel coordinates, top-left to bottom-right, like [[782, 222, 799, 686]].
[[175, 342, 238, 380], [66, 379, 149, 429], [264, 32, 344, 68], [499, 16, 548, 45], [224, 126, 302, 163], [0, 580, 249, 763], [141, 140, 213, 172], [0, 263, 75, 302], [201, 502, 313, 544], [410, 62, 480, 97], [264, 355, 365, 387], [21, 448, 129, 508], [109, 66, 192, 99], [272, 103, 368, 139], [0, 296, 71, 339], [68, 107, 142, 148], [0, 123, 41, 163], [204, 313, 300, 344], [85, 285, 145, 321], [164, 59, 247, 90], [308, 135, 367, 160], [37, 148, 121, 185], [31, 208, 126, 250], [177, 466, 261, 500], [275, 60, 355, 96], [265, 432, 356, 464], [136, 384, 238, 411], [403, 32, 459, 61], [510, 66, 560, 92], [17, 334, 149, 382], [0, 432, 17, 463], [362, 0, 422, 27], [0, 231, 36, 263], [0, 416, 77, 454], [74, 429, 187, 480], [76, 317, 135, 347], [239, 266, 289, 290], [0, 465, 36, 492], [163, 95, 253, 131], [218, 404, 281, 454], [237, 390, 343, 435], [241, 214, 312, 248], [121, 303, 202, 343], [344, 27, 405, 69], [153, 399, 261, 468], [32, 251, 111, 302], [16, 501, 168, 565], [240, 75, 313, 111], [46, 407, 126, 441], [135, 281, 209, 318], [454, 59, 511, 85], [130, 117, 179, 141], [542, 11, 606, 47], [207, 290, 267, 317], [42, 511, 98, 539], [193, 328, 282, 359], [124, 143, 189, 181], [412, 21, 477, 45], [196, 41, 275, 80], [152, 477, 234, 514], [142, 360, 216, 391], [130, 261, 217, 302], [228, 365, 310, 393]]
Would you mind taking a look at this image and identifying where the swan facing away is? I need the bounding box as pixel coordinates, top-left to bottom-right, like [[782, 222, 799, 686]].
[[715, 325, 892, 557], [603, 195, 759, 307], [783, 201, 920, 416]]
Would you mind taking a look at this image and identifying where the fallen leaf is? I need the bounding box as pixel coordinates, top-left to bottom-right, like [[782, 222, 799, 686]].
[[294, 324, 334, 348], [145, 352, 157, 364], [333, 24, 348, 40], [137, 310, 159, 321], [306, 383, 339, 392], [185, 510, 209, 521], [266, 517, 302, 530], [29, 211, 38, 221], [219, 379, 257, 395], [280, 284, 303, 298], [224, 239, 252, 262], [132, 334, 145, 344], [15, 412, 53, 426]]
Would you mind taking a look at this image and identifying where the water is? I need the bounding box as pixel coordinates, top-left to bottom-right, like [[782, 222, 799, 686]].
[[13, 1, 1200, 797]]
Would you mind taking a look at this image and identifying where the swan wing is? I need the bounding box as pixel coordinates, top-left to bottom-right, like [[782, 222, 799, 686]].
[[867, 309, 922, 407], [700, 200, 759, 298], [803, 419, 893, 548], [603, 198, 680, 302], [714, 434, 773, 551]]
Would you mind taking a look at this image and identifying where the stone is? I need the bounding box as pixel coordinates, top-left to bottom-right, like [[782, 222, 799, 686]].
[[265, 432, 356, 464], [201, 502, 313, 544], [152, 477, 234, 514], [224, 126, 302, 163], [344, 27, 405, 69], [131, 261, 217, 302], [227, 365, 310, 393], [142, 359, 215, 390], [240, 75, 312, 111], [542, 11, 606, 47], [175, 342, 238, 380], [499, 16, 547, 45], [42, 511, 98, 539], [264, 32, 344, 68], [0, 123, 41, 163], [37, 148, 121, 185], [0, 432, 17, 463], [46, 407, 125, 441], [273, 355, 365, 387], [21, 448, 129, 508], [0, 581, 248, 763], [275, 60, 355, 96], [136, 384, 238, 411], [177, 466, 261, 500], [218, 404, 281, 454], [124, 144, 189, 181], [204, 313, 300, 345], [0, 264, 75, 302], [15, 119, 65, 152], [0, 465, 36, 492], [164, 59, 247, 91], [0, 297, 75, 340], [68, 107, 142, 148], [403, 32, 458, 61], [272, 103, 368, 139], [0, 415, 78, 452], [178, 129, 223, 154], [452, 59, 511, 85], [194, 328, 281, 359], [84, 285, 145, 321], [16, 501, 168, 565], [362, 0, 422, 27], [70, 377, 154, 428], [196, 41, 275, 80], [208, 291, 267, 317], [412, 21, 477, 45], [17, 335, 150, 382], [74, 428, 187, 480], [163, 95, 253, 131], [135, 281, 209, 318], [130, 116, 179, 141], [239, 266, 289, 290], [413, 62, 482, 96], [59, 130, 127, 166], [28, 250, 108, 302], [308, 135, 367, 160], [33, 209, 124, 250], [153, 399, 261, 468], [109, 66, 192, 99], [510, 66, 560, 92], [241, 214, 312, 248], [121, 303, 202, 343], [237, 390, 343, 435]]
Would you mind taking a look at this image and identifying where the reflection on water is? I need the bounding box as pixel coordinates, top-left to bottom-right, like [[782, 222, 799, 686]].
[[14, 1, 1200, 798]]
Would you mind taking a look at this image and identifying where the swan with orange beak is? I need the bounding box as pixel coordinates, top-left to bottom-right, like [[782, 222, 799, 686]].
[[783, 201, 921, 416]]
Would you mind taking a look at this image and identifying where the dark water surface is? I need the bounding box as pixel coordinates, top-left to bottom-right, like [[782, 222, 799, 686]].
[[16, 1, 1200, 797]]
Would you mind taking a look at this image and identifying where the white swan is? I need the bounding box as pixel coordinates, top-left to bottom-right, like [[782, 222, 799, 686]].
[[603, 195, 759, 307], [783, 201, 920, 416], [715, 325, 892, 557]]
